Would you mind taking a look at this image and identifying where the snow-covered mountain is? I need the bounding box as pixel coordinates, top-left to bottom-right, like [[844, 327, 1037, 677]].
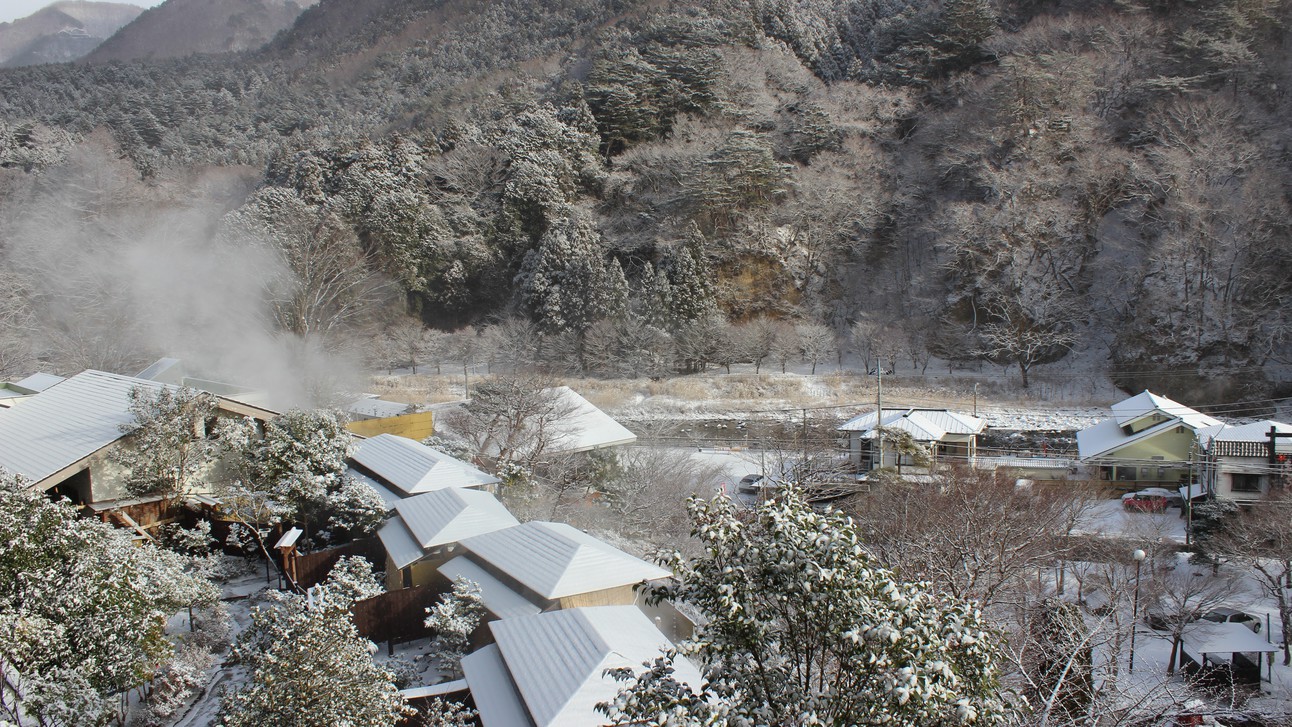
[[84, 0, 316, 62], [0, 1, 141, 67]]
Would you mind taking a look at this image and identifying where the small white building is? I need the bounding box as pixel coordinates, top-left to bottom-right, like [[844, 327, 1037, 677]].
[[462, 606, 702, 727], [1197, 420, 1292, 502], [837, 407, 986, 472], [376, 487, 518, 590], [456, 521, 671, 611], [348, 433, 500, 504]]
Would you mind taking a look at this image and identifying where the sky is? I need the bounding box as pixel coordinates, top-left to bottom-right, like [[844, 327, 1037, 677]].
[[0, 0, 165, 24]]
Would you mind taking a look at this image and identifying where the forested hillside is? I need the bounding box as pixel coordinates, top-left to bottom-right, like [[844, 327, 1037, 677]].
[[0, 0, 1289, 400]]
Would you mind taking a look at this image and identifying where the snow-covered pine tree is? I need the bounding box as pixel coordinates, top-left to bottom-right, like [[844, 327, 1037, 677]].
[[424, 577, 485, 680], [112, 385, 219, 505], [0, 472, 218, 726], [600, 489, 1018, 726]]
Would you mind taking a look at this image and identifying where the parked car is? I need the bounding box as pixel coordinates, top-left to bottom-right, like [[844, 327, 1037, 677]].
[[1202, 607, 1261, 634], [1123, 492, 1169, 513], [1122, 487, 1183, 510], [737, 474, 766, 494]]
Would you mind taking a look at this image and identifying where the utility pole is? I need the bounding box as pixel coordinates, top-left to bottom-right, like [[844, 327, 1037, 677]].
[[973, 382, 978, 417], [875, 365, 884, 472]]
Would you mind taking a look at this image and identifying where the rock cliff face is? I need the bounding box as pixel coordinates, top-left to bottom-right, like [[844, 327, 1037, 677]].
[[0, 2, 142, 67], [84, 0, 317, 62]]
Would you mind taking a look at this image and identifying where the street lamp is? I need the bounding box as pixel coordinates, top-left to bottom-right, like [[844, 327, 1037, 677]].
[[1129, 548, 1146, 674]]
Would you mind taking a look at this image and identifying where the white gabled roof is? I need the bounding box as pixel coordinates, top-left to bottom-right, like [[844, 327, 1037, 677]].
[[1077, 390, 1223, 460], [395, 488, 517, 549], [459, 522, 670, 600], [351, 433, 499, 495], [1110, 390, 1221, 431], [0, 370, 168, 486], [483, 606, 702, 727], [462, 644, 536, 727], [542, 387, 637, 453], [378, 518, 425, 570], [438, 555, 541, 620], [378, 489, 517, 569], [838, 408, 985, 441]]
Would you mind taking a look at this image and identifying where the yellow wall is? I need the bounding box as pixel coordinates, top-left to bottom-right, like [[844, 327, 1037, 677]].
[[1104, 427, 1194, 462], [557, 585, 638, 609], [347, 412, 435, 440]]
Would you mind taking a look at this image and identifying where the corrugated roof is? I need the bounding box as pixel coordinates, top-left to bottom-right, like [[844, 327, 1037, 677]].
[[0, 370, 168, 485], [459, 522, 670, 600], [13, 373, 64, 392], [840, 408, 985, 441], [377, 518, 424, 570], [487, 606, 702, 727], [462, 644, 536, 727], [438, 555, 542, 620], [351, 433, 499, 495], [394, 488, 517, 549]]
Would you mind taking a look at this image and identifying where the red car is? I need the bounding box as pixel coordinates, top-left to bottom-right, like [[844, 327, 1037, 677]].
[[1123, 493, 1169, 513]]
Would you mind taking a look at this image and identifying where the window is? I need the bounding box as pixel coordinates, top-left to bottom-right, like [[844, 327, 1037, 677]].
[[1230, 473, 1262, 493]]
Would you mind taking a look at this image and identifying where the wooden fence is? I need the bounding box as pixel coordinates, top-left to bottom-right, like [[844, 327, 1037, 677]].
[[352, 585, 437, 650], [289, 536, 384, 589]]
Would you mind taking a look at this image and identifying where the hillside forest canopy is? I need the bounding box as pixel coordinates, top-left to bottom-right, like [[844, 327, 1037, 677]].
[[0, 0, 1290, 402]]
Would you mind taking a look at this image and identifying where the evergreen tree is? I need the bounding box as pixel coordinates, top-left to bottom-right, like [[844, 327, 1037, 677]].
[[602, 490, 1016, 726], [424, 577, 485, 680], [221, 562, 406, 727], [112, 385, 220, 505]]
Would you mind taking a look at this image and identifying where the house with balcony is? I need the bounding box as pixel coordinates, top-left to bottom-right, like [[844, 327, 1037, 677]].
[[837, 407, 986, 473], [1076, 390, 1222, 488]]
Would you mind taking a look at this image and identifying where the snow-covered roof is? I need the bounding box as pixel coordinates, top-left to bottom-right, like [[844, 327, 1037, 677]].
[[438, 555, 542, 620], [478, 606, 702, 727], [394, 489, 517, 550], [461, 645, 536, 727], [346, 396, 411, 420], [1181, 621, 1278, 655], [1111, 390, 1219, 430], [459, 522, 670, 600], [838, 408, 985, 441], [541, 387, 637, 453], [378, 488, 517, 569], [1202, 420, 1292, 447], [351, 433, 499, 495], [377, 518, 424, 570], [13, 373, 64, 392], [1077, 390, 1223, 461], [0, 370, 168, 486]]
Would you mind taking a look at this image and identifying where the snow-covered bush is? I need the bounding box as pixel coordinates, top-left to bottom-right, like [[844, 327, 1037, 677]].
[[221, 559, 406, 725], [133, 643, 217, 727]]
